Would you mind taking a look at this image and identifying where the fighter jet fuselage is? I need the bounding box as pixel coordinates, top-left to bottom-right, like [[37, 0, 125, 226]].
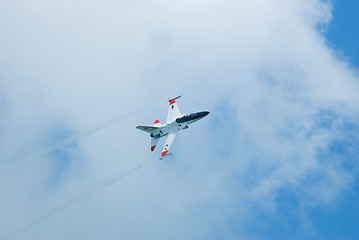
[[150, 111, 210, 138], [136, 96, 210, 159]]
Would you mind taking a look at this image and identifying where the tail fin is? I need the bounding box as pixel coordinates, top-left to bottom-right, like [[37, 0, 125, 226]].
[[153, 119, 161, 127]]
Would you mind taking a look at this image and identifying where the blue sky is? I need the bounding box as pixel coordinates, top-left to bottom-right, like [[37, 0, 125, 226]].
[[327, 0, 359, 67], [1, 0, 359, 239], [313, 1, 359, 239]]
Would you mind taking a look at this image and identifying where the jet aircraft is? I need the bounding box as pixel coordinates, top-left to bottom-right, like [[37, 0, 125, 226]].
[[136, 96, 210, 159]]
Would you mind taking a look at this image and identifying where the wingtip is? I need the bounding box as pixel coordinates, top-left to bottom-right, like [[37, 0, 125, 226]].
[[168, 95, 182, 102], [159, 152, 173, 160]]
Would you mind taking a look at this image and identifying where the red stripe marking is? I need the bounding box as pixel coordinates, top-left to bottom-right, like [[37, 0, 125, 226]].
[[161, 150, 168, 156], [170, 100, 176, 105], [154, 120, 160, 124], [151, 145, 156, 151]]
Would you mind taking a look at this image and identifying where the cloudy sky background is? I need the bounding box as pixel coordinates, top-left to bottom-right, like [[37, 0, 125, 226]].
[[1, 0, 359, 239]]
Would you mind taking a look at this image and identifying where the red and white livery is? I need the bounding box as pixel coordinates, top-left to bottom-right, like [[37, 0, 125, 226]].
[[136, 95, 210, 159]]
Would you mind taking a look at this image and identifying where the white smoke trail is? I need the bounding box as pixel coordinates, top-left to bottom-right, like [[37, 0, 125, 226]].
[[0, 100, 164, 176], [3, 160, 158, 240]]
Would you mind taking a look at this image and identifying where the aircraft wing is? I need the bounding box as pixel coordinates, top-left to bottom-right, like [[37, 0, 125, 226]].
[[167, 98, 182, 123], [160, 129, 178, 159], [136, 126, 158, 133]]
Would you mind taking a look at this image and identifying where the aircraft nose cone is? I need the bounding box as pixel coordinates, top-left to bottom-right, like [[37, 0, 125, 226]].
[[198, 111, 210, 118]]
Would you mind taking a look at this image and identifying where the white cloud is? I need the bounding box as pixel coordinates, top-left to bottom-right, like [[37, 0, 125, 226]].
[[1, 0, 359, 239]]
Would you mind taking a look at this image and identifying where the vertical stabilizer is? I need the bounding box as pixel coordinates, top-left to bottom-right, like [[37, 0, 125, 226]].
[[153, 119, 161, 127]]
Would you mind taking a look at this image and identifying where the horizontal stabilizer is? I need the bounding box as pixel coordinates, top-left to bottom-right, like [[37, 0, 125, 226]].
[[151, 137, 160, 151], [136, 126, 158, 133]]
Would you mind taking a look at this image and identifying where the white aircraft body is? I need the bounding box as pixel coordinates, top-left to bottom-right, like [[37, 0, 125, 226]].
[[136, 96, 210, 159]]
